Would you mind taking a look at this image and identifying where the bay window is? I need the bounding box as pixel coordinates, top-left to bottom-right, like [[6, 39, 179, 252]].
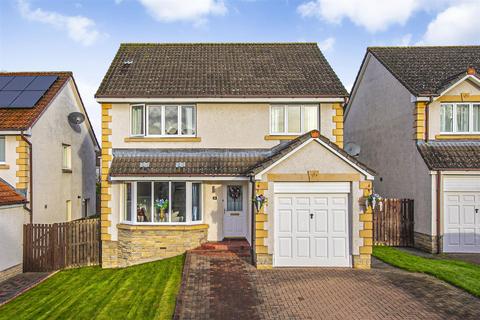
[[131, 104, 196, 137], [271, 105, 319, 135], [440, 103, 480, 133], [124, 181, 202, 224]]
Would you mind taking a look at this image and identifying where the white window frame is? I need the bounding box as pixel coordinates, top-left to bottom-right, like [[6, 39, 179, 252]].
[[0, 136, 5, 164], [440, 102, 480, 134], [62, 144, 72, 170], [124, 181, 204, 225], [131, 104, 196, 137], [269, 104, 319, 135]]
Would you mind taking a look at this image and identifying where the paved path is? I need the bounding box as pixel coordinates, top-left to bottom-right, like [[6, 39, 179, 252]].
[[175, 252, 480, 320], [0, 272, 51, 306]]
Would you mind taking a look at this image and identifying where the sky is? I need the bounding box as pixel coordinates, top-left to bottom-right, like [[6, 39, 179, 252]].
[[1, 0, 479, 137]]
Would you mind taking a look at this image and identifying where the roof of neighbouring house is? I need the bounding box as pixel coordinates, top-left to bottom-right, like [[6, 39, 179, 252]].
[[109, 131, 375, 177], [95, 43, 348, 98], [417, 141, 480, 170], [0, 72, 71, 131], [0, 179, 27, 206], [368, 46, 480, 96]]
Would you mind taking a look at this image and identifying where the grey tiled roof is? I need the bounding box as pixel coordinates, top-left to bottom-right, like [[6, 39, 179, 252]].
[[96, 43, 348, 98], [110, 131, 375, 177], [417, 141, 480, 170], [368, 46, 480, 96]]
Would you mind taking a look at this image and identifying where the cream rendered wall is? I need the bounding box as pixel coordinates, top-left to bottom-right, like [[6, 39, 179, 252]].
[[0, 205, 28, 271], [31, 79, 97, 223], [344, 54, 433, 236], [109, 103, 337, 149], [260, 141, 366, 256], [0, 136, 18, 187], [428, 79, 480, 138]]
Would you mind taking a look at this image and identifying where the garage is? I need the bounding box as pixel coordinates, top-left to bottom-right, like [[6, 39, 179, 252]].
[[443, 176, 480, 253], [273, 182, 351, 267]]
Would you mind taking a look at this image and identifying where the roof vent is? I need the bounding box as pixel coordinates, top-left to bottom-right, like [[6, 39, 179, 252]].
[[467, 66, 476, 75], [123, 60, 133, 65], [139, 161, 150, 168], [175, 162, 186, 168]]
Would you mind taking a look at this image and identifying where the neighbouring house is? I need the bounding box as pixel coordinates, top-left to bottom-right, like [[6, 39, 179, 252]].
[[345, 46, 480, 254], [0, 72, 99, 280], [95, 43, 375, 269]]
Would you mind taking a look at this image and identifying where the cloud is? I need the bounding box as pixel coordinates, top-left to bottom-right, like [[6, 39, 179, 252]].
[[138, 0, 227, 25], [17, 0, 102, 46], [318, 37, 335, 52], [297, 0, 422, 33], [421, 1, 480, 45]]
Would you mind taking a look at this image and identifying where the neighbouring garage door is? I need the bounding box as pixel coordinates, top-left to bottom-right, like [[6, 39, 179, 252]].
[[443, 176, 480, 253], [274, 182, 350, 267]]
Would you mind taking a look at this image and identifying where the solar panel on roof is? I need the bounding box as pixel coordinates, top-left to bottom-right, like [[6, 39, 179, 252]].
[[0, 76, 14, 90], [0, 91, 21, 107], [25, 76, 57, 90], [3, 76, 35, 90], [9, 91, 45, 108]]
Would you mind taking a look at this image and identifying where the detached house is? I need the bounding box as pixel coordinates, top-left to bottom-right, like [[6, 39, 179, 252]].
[[0, 72, 99, 280], [345, 46, 480, 254], [96, 43, 375, 269]]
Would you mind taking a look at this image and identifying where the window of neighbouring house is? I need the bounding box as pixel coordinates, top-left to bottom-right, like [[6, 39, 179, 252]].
[[271, 105, 319, 135], [66, 200, 72, 221], [131, 105, 145, 136], [441, 103, 480, 133], [124, 181, 202, 224], [0, 136, 5, 163], [62, 144, 72, 170], [134, 105, 196, 137]]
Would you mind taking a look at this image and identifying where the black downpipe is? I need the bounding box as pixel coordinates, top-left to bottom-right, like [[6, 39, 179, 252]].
[[250, 176, 256, 266]]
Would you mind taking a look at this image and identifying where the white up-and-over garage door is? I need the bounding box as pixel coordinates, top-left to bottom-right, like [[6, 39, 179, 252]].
[[443, 176, 480, 253], [274, 182, 351, 267]]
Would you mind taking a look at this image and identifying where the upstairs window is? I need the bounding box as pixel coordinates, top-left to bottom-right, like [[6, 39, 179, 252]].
[[0, 136, 5, 163], [62, 144, 72, 170], [131, 104, 196, 137], [271, 105, 319, 135], [441, 103, 480, 133]]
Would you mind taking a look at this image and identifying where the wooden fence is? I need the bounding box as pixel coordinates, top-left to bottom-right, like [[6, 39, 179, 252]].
[[373, 199, 414, 247], [23, 218, 100, 272]]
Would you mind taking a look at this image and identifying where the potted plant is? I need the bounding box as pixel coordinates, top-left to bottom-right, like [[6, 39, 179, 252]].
[[154, 199, 169, 222], [253, 194, 268, 212], [366, 193, 382, 209]]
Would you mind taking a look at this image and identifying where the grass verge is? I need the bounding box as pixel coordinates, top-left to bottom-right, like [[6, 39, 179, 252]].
[[373, 246, 480, 297], [0, 254, 185, 320]]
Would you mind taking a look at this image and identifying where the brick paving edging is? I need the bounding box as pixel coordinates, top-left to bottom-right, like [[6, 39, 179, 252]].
[[0, 271, 57, 307], [173, 252, 193, 320]]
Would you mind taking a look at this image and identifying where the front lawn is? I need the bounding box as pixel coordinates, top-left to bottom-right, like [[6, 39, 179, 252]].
[[373, 246, 480, 297], [0, 255, 184, 320]]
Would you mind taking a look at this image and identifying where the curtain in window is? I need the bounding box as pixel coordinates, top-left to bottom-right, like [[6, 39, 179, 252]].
[[165, 106, 179, 135], [148, 106, 162, 135], [137, 182, 152, 222], [182, 106, 196, 135], [0, 136, 5, 162], [132, 106, 144, 135], [192, 183, 201, 221], [474, 104, 480, 132], [303, 106, 319, 132], [287, 106, 301, 133], [440, 104, 453, 132], [171, 182, 186, 222], [271, 106, 285, 133], [456, 104, 469, 132]]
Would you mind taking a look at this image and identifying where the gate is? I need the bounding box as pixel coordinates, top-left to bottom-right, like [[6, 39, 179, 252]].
[[373, 199, 414, 247], [23, 218, 100, 272]]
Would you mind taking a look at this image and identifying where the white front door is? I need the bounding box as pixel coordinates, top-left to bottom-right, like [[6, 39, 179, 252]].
[[443, 192, 480, 253], [274, 193, 350, 267], [223, 185, 246, 238]]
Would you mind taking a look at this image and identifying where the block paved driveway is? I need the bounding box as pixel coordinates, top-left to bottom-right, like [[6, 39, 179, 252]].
[[174, 252, 480, 320]]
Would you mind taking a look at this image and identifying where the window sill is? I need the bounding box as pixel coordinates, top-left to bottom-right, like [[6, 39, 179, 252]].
[[62, 168, 72, 173], [0, 164, 10, 170], [435, 134, 480, 140], [264, 135, 299, 141], [117, 223, 208, 231], [124, 137, 202, 142]]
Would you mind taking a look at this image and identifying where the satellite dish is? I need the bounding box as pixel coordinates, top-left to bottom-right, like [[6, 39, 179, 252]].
[[68, 112, 85, 125], [344, 142, 361, 157]]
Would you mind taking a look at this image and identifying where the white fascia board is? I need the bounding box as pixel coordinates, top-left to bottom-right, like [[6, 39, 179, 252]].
[[0, 130, 31, 136], [110, 176, 250, 181], [96, 97, 345, 104], [433, 75, 480, 101], [0, 203, 25, 209], [411, 95, 431, 102], [254, 138, 374, 181], [430, 170, 480, 175]]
